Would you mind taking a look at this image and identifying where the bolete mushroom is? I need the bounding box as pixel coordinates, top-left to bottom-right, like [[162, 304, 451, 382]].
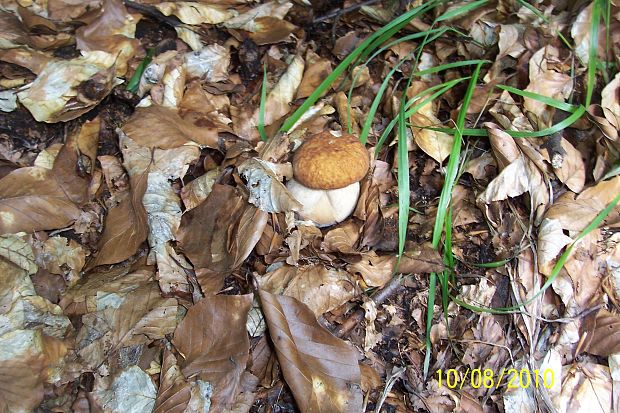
[[286, 131, 369, 226]]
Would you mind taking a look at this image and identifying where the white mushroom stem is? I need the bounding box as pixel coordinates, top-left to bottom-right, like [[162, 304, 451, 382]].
[[286, 179, 360, 227]]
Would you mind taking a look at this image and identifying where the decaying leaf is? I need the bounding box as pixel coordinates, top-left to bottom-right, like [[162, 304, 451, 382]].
[[0, 166, 81, 235], [601, 72, 620, 131], [259, 290, 363, 412], [93, 365, 157, 413], [17, 51, 121, 122], [0, 233, 37, 274], [238, 158, 301, 213], [185, 44, 231, 82], [257, 264, 361, 316], [581, 309, 620, 357], [155, 2, 236, 25], [537, 218, 573, 276], [407, 81, 454, 163], [173, 294, 252, 408]]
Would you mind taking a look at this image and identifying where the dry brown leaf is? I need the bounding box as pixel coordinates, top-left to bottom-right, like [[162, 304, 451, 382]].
[[180, 168, 220, 211], [0, 166, 81, 235], [407, 81, 453, 163], [34, 236, 85, 285], [75, 0, 139, 76], [52, 118, 100, 205], [257, 264, 361, 316], [296, 50, 332, 99], [601, 72, 620, 131], [537, 218, 573, 276], [224, 1, 292, 30], [347, 251, 394, 287], [249, 17, 297, 45], [173, 294, 252, 408], [122, 105, 219, 149], [0, 233, 37, 274], [544, 176, 620, 233], [582, 309, 620, 357], [258, 290, 363, 412], [559, 363, 612, 412], [524, 46, 573, 128], [321, 221, 361, 254], [177, 184, 268, 292], [91, 173, 148, 266], [185, 44, 231, 82], [497, 24, 525, 58], [257, 55, 304, 127], [0, 329, 46, 413], [238, 158, 301, 214], [17, 51, 120, 122], [552, 137, 585, 193], [155, 2, 236, 25], [154, 349, 198, 413]]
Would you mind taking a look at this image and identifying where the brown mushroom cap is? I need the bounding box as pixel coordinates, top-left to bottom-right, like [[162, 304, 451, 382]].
[[292, 131, 369, 190]]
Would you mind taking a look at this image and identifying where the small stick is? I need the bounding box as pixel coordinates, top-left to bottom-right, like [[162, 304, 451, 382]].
[[333, 274, 409, 338]]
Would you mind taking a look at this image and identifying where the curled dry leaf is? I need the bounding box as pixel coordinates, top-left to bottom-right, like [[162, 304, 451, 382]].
[[177, 184, 268, 292], [551, 137, 585, 193], [322, 221, 361, 254], [258, 290, 363, 413], [407, 81, 453, 163], [173, 294, 253, 408], [223, 1, 292, 30], [238, 158, 301, 214], [581, 309, 620, 357], [75, 0, 139, 76], [257, 55, 305, 127], [155, 2, 236, 25], [544, 176, 620, 232], [17, 51, 121, 122], [537, 218, 573, 276], [524, 46, 573, 128], [558, 363, 612, 412], [601, 72, 620, 131], [180, 168, 220, 211], [296, 50, 332, 100], [185, 44, 230, 82], [122, 105, 219, 149], [257, 264, 361, 317], [248, 17, 297, 45]]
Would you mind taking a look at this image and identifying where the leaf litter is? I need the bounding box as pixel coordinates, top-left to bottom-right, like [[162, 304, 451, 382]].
[[0, 0, 619, 412]]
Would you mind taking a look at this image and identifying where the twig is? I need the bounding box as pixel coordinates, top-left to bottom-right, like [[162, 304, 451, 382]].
[[313, 0, 383, 24], [333, 274, 409, 338]]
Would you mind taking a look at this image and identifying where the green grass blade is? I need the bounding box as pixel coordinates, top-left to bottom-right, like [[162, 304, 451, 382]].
[[375, 78, 470, 155], [431, 62, 484, 248], [280, 0, 443, 133], [396, 97, 410, 259], [436, 0, 488, 22], [258, 64, 268, 142], [423, 272, 437, 378], [126, 48, 154, 93], [496, 85, 579, 112], [455, 191, 620, 314]]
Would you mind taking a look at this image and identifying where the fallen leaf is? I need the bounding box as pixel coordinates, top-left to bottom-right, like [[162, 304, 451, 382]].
[[257, 55, 305, 127], [407, 81, 454, 163], [551, 137, 585, 193], [537, 218, 573, 275], [224, 2, 292, 30], [601, 72, 620, 131], [155, 2, 236, 25], [524, 46, 573, 128], [321, 221, 361, 254], [173, 294, 252, 408], [582, 309, 620, 357], [558, 363, 612, 412], [0, 166, 81, 235], [0, 233, 37, 274], [122, 105, 219, 149], [185, 44, 231, 82], [93, 365, 157, 413], [257, 264, 361, 316], [17, 51, 121, 122], [296, 50, 332, 99], [75, 0, 139, 76], [238, 158, 301, 214], [259, 290, 363, 412]]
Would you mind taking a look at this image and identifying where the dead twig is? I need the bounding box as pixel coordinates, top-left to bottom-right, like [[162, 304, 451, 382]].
[[333, 273, 411, 338]]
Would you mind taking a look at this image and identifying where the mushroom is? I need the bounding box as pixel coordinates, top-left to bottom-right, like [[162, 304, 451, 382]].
[[286, 131, 369, 227]]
